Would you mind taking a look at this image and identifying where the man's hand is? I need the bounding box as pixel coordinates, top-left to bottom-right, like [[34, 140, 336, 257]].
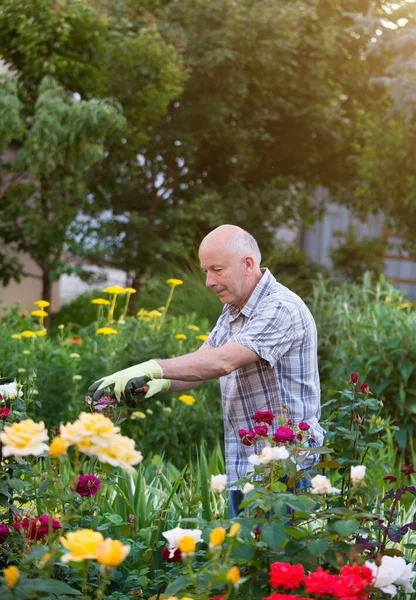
[[88, 360, 171, 404]]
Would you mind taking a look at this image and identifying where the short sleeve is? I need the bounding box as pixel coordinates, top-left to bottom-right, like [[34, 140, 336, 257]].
[[229, 304, 301, 368]]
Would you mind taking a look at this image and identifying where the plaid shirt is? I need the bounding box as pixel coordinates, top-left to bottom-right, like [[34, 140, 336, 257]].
[[206, 268, 325, 489]]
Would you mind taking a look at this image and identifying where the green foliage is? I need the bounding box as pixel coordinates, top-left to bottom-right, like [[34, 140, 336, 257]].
[[0, 74, 124, 297], [312, 273, 416, 452], [330, 226, 387, 282]]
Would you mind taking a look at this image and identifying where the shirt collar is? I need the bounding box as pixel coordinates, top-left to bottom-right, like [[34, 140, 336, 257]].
[[227, 268, 275, 321]]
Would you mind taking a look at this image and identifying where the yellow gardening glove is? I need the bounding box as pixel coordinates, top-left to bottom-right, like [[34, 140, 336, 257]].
[[88, 360, 170, 403]]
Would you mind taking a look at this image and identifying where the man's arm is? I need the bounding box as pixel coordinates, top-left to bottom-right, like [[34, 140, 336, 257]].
[[157, 342, 260, 382]]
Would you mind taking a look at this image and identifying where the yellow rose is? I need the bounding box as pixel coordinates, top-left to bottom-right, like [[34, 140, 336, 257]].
[[178, 395, 196, 406], [0, 419, 49, 457], [227, 566, 240, 585], [91, 434, 143, 473], [178, 535, 196, 554], [209, 527, 226, 548], [4, 565, 20, 588], [166, 278, 183, 287], [229, 523, 241, 537], [60, 529, 104, 563], [96, 538, 130, 568], [49, 436, 68, 457], [60, 413, 119, 453]]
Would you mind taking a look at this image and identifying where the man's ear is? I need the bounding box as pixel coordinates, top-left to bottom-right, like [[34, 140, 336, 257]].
[[244, 256, 255, 271]]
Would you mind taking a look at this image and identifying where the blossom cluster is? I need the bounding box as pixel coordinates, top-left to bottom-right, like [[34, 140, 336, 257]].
[[264, 558, 416, 599], [238, 410, 313, 449], [59, 412, 143, 473], [13, 514, 61, 541], [60, 528, 130, 568]]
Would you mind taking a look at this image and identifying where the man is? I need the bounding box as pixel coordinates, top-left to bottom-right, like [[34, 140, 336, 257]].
[[89, 224, 324, 517]]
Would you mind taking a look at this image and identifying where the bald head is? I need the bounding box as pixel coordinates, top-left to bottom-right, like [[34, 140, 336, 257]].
[[199, 225, 263, 308], [199, 225, 262, 266]]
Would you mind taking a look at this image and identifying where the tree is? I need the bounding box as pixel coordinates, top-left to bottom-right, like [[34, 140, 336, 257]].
[[0, 75, 125, 302]]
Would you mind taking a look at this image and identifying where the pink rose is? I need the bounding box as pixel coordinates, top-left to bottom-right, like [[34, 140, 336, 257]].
[[298, 422, 310, 431], [238, 429, 256, 446], [252, 410, 275, 425], [254, 425, 268, 437], [272, 427, 295, 444]]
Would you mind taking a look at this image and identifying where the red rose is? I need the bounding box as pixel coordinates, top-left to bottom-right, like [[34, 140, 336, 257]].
[[0, 524, 9, 544], [269, 562, 306, 590], [263, 595, 305, 600], [208, 596, 226, 600], [340, 564, 375, 585], [305, 568, 338, 597], [0, 407, 10, 420], [238, 429, 256, 446], [253, 410, 275, 425], [296, 433, 303, 441], [359, 383, 370, 394], [272, 427, 296, 445], [350, 373, 359, 384], [254, 425, 268, 437], [298, 422, 310, 431], [334, 571, 370, 599], [161, 546, 182, 562]]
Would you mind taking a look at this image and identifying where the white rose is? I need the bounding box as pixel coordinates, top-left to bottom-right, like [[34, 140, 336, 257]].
[[310, 474, 340, 495], [351, 465, 366, 481], [211, 474, 227, 494], [248, 445, 290, 466], [162, 527, 202, 558], [242, 482, 255, 494], [0, 382, 23, 400]]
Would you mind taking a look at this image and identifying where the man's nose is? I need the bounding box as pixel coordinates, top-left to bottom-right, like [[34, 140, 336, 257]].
[[206, 272, 216, 288]]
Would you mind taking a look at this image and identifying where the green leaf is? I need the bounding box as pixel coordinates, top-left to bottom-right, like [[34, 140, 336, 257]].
[[164, 575, 190, 596], [334, 519, 359, 536], [307, 446, 333, 455], [307, 538, 329, 557], [261, 522, 286, 550], [315, 461, 341, 469]]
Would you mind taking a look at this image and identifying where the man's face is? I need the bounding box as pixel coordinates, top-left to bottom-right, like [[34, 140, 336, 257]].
[[199, 243, 249, 307]]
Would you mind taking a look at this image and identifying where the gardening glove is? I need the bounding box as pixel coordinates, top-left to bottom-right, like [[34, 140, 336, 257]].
[[88, 360, 170, 404], [122, 377, 172, 407]]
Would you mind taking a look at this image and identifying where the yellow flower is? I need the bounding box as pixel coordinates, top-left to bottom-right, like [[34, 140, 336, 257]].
[[34, 300, 50, 308], [49, 436, 68, 457], [131, 411, 146, 420], [60, 529, 104, 563], [96, 327, 118, 335], [60, 413, 119, 455], [0, 419, 49, 457], [91, 298, 111, 305], [11, 334, 21, 340], [102, 286, 126, 295], [166, 278, 183, 287], [123, 287, 136, 294], [136, 308, 149, 318], [4, 565, 20, 588], [398, 302, 411, 310], [34, 330, 47, 337], [31, 309, 48, 318], [175, 334, 187, 340], [227, 566, 240, 585], [187, 325, 200, 331], [20, 330, 36, 338], [209, 527, 226, 548], [178, 395, 196, 406], [229, 523, 241, 537], [91, 434, 143, 473], [196, 334, 209, 342], [178, 535, 196, 554], [96, 538, 131, 568], [148, 310, 162, 318]]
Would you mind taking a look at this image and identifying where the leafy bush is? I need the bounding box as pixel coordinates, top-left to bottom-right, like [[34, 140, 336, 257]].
[[312, 273, 416, 453]]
